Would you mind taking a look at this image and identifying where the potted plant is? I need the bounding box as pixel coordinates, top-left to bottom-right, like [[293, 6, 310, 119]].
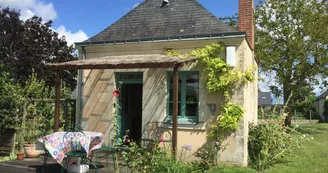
[[23, 118, 41, 158], [16, 151, 24, 160]]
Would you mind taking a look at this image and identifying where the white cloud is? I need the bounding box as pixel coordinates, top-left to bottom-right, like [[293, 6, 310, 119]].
[[258, 71, 279, 92], [0, 0, 57, 21], [53, 25, 88, 46], [311, 75, 327, 96], [133, 2, 140, 8], [0, 0, 89, 46], [313, 85, 323, 96]]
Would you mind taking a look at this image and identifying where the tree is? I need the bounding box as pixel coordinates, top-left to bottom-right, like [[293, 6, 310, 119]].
[[0, 68, 23, 131], [292, 85, 318, 119], [0, 7, 77, 90], [219, 13, 239, 30], [255, 0, 328, 125]]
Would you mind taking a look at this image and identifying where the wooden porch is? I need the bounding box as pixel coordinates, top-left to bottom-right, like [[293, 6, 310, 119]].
[[0, 152, 129, 173]]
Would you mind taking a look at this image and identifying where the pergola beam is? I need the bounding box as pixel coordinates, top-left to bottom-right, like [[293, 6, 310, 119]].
[[47, 54, 198, 70], [50, 62, 180, 70]]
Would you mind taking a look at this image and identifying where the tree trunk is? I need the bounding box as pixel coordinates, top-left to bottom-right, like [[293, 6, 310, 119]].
[[283, 87, 292, 126]]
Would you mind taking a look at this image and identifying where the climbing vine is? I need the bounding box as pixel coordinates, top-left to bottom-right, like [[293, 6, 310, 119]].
[[166, 43, 255, 140]]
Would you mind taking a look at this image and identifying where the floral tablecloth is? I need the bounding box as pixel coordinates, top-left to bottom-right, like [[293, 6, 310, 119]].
[[39, 131, 104, 164]]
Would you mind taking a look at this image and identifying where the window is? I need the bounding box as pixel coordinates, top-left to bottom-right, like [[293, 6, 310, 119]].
[[167, 71, 199, 123]]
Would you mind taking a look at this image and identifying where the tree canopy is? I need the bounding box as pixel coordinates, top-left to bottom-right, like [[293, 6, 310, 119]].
[[0, 7, 77, 90], [255, 0, 328, 125]]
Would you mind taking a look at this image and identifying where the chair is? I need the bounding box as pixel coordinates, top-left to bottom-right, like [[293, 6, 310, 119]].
[[140, 125, 173, 147], [61, 125, 98, 173], [93, 136, 117, 171]]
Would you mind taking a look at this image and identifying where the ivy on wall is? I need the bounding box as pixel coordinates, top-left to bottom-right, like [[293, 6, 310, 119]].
[[166, 43, 255, 140]]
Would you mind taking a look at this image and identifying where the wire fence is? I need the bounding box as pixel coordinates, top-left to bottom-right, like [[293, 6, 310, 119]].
[[258, 106, 320, 124]]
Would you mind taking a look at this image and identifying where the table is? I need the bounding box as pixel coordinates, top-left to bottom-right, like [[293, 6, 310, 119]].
[[39, 131, 104, 165]]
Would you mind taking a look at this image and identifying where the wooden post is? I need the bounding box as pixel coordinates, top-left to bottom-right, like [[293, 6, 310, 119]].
[[19, 100, 27, 153], [172, 64, 179, 157], [54, 70, 61, 132]]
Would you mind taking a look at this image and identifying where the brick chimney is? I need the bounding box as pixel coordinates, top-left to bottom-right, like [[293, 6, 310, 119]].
[[238, 0, 254, 50]]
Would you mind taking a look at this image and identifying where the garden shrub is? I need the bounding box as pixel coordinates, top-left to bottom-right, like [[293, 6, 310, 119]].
[[248, 114, 311, 171], [0, 70, 23, 131], [121, 140, 208, 173]]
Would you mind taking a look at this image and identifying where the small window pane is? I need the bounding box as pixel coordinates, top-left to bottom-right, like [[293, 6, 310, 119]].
[[186, 72, 199, 103], [119, 73, 143, 80], [186, 88, 198, 103], [186, 103, 198, 117]]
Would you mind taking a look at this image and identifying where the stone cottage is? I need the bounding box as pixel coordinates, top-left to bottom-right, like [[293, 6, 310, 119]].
[[70, 0, 257, 166]]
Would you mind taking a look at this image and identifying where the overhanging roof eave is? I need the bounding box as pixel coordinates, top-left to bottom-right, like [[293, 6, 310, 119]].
[[74, 32, 246, 46]]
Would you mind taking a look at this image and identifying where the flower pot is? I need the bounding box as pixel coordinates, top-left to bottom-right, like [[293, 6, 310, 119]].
[[24, 144, 41, 158], [17, 153, 24, 160]]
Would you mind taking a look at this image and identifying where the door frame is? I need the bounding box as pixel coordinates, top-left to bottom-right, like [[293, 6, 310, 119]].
[[115, 72, 143, 139]]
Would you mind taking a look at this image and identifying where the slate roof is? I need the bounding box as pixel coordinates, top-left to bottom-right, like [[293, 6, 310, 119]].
[[81, 0, 239, 44], [258, 92, 273, 106], [317, 90, 328, 100]]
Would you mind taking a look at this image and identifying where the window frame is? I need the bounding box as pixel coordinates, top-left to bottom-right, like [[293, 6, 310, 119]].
[[166, 71, 199, 124]]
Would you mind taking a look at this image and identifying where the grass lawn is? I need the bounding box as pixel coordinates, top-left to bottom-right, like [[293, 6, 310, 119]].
[[210, 123, 328, 173], [262, 123, 328, 173]]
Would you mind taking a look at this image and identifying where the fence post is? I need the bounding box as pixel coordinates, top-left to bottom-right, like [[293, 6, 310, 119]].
[[294, 110, 297, 123]]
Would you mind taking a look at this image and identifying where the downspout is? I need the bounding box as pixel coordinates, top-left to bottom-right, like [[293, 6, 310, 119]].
[[76, 46, 86, 126]]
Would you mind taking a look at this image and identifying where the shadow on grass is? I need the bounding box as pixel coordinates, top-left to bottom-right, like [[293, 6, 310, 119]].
[[292, 124, 328, 135], [248, 159, 292, 172]]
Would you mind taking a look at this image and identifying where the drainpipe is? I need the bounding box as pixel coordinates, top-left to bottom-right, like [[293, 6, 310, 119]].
[[76, 46, 86, 126]]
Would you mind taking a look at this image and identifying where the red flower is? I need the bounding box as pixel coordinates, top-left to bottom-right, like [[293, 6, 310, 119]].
[[113, 89, 120, 97], [159, 138, 164, 143], [125, 138, 130, 143]]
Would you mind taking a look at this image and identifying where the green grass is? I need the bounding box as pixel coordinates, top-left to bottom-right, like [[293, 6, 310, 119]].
[[210, 123, 328, 173], [209, 165, 257, 173], [262, 123, 328, 173]]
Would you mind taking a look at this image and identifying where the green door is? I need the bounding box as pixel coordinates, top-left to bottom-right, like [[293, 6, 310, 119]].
[[115, 72, 143, 141]]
